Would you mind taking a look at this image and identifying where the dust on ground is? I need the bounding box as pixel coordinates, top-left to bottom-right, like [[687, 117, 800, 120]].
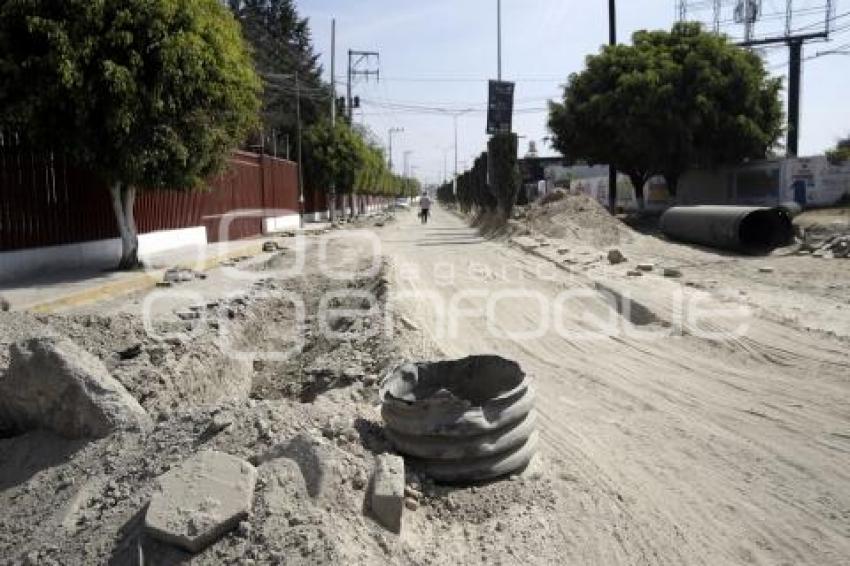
[[374, 201, 850, 565], [0, 216, 564, 566], [508, 194, 850, 339]]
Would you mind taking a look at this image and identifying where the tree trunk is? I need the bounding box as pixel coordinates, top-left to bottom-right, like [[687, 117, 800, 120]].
[[627, 174, 647, 212], [109, 182, 140, 270], [663, 174, 679, 199]]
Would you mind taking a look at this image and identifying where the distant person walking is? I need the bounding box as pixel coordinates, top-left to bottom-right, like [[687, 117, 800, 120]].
[[419, 193, 432, 224]]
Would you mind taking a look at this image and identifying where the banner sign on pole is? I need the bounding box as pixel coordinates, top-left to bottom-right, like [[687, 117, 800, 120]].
[[487, 80, 515, 135]]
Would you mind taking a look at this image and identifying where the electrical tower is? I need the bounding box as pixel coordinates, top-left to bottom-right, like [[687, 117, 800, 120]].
[[677, 0, 835, 156], [346, 50, 380, 123]]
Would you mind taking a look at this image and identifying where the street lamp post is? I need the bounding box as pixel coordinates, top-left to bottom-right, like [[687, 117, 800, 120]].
[[608, 0, 618, 214], [454, 115, 459, 195], [403, 150, 413, 197], [497, 0, 502, 80], [388, 127, 403, 174]]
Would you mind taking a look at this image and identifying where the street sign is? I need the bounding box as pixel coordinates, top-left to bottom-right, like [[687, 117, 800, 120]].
[[487, 80, 515, 135]]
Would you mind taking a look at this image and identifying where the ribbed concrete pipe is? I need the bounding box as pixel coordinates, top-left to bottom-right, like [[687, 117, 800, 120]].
[[660, 205, 794, 254], [380, 356, 537, 483]]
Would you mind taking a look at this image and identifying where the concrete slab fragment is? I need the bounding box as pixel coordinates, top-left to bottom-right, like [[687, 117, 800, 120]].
[[370, 453, 405, 533], [0, 337, 151, 438], [145, 451, 257, 553]]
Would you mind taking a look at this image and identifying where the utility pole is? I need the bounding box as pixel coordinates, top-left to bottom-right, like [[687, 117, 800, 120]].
[[388, 127, 403, 173], [296, 72, 304, 229], [347, 50, 380, 123], [608, 0, 618, 214], [403, 151, 412, 179], [329, 19, 337, 222], [453, 114, 459, 196], [787, 38, 803, 157], [497, 0, 502, 80], [403, 151, 413, 199], [732, 1, 832, 158], [680, 0, 834, 158], [347, 49, 379, 216]]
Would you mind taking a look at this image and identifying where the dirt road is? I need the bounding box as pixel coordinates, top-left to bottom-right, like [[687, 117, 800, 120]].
[[381, 207, 850, 565]]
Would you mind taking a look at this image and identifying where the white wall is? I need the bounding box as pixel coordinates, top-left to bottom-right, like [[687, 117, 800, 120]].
[[0, 226, 207, 285], [263, 214, 301, 233], [565, 156, 850, 210]]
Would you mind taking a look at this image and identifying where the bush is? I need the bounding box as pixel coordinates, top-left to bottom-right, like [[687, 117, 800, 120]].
[[539, 189, 567, 206], [487, 133, 520, 218]]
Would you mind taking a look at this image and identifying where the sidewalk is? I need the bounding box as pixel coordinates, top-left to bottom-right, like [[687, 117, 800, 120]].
[[1, 224, 329, 313]]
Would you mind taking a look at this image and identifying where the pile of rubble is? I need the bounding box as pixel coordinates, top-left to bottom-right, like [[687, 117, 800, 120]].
[[799, 234, 850, 258], [158, 266, 207, 288]]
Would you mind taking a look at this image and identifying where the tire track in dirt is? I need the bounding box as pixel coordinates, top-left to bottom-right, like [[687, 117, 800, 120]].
[[381, 209, 850, 565]]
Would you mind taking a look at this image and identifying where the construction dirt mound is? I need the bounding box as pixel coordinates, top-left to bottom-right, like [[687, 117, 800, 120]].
[[516, 193, 637, 248]]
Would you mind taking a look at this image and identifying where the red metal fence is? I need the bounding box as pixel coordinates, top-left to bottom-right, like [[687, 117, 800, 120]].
[[0, 129, 302, 252]]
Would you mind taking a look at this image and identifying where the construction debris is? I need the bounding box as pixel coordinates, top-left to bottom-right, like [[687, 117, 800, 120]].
[[145, 451, 258, 554], [636, 263, 655, 272], [163, 267, 203, 284], [370, 453, 405, 533], [663, 267, 683, 278], [0, 337, 151, 438], [607, 249, 627, 265], [801, 234, 850, 258], [262, 241, 286, 253], [0, 296, 9, 312]]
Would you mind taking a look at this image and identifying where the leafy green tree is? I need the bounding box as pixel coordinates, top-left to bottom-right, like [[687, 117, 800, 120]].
[[826, 136, 850, 165], [634, 23, 783, 195], [228, 0, 330, 149], [487, 134, 520, 217], [0, 0, 261, 268], [548, 43, 662, 208], [303, 121, 365, 200], [549, 22, 783, 206]]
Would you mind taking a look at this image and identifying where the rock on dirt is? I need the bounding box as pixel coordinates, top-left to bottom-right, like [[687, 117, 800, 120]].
[[145, 450, 258, 554], [0, 295, 9, 312], [163, 267, 198, 284], [0, 336, 151, 438], [636, 263, 655, 272], [663, 267, 683, 278], [370, 453, 405, 533], [607, 249, 627, 265]]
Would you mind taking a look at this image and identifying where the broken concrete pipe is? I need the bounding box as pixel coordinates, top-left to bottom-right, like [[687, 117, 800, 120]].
[[380, 355, 537, 483]]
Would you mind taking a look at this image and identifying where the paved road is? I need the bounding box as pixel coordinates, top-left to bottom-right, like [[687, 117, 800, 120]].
[[380, 207, 850, 565]]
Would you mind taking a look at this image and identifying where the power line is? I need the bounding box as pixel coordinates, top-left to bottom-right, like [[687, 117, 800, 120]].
[[332, 74, 565, 84]]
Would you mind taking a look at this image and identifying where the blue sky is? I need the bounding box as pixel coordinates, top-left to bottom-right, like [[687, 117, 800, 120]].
[[297, 1, 850, 185]]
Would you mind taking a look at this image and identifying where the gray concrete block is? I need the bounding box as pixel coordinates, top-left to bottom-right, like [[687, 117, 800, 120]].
[[370, 453, 405, 533]]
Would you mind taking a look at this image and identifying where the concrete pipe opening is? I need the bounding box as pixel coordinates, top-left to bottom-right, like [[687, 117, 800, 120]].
[[660, 206, 794, 255], [380, 355, 537, 483], [739, 208, 794, 254]]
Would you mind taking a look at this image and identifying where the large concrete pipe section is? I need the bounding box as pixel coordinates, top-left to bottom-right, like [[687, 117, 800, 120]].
[[380, 355, 537, 483], [660, 205, 794, 254]]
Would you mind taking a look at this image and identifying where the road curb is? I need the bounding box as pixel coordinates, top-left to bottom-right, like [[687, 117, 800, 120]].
[[27, 242, 264, 313]]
